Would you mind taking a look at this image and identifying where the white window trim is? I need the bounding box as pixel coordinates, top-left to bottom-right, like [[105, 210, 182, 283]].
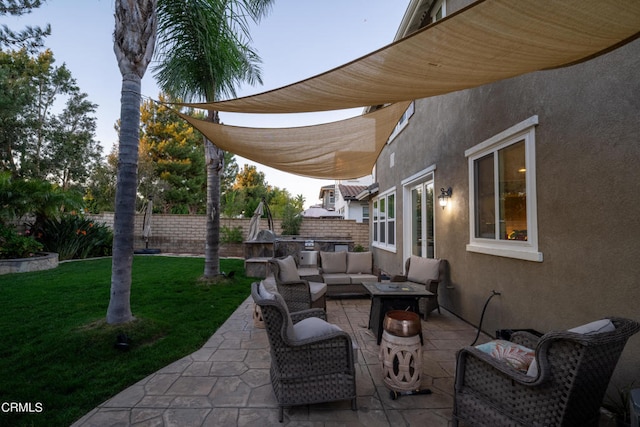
[[372, 187, 397, 253], [387, 102, 415, 144], [402, 165, 437, 261], [465, 116, 543, 262]]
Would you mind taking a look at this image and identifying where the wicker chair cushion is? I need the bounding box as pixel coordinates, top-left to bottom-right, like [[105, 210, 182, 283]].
[[277, 256, 301, 282], [476, 339, 535, 372], [527, 318, 616, 377], [321, 251, 347, 273], [309, 281, 327, 302], [292, 317, 342, 341], [407, 256, 440, 284]]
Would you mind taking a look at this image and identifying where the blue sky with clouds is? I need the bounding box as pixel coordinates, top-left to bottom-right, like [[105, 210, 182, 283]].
[[8, 0, 409, 207]]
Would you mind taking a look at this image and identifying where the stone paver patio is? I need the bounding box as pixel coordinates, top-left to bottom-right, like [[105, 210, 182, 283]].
[[72, 296, 489, 426]]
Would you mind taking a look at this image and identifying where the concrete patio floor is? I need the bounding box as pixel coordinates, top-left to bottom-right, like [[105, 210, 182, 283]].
[[72, 296, 490, 426]]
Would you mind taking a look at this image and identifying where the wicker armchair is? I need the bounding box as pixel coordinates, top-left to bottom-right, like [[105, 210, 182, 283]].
[[251, 282, 357, 422], [453, 317, 640, 427], [269, 256, 327, 312], [392, 256, 448, 319]]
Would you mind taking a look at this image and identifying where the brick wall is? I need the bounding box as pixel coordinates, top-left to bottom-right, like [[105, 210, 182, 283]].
[[90, 213, 370, 254]]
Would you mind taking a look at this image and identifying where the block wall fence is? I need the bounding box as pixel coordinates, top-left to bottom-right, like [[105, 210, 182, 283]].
[[90, 213, 370, 255]]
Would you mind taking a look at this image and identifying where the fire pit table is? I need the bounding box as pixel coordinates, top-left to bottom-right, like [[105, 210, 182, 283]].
[[363, 282, 433, 344]]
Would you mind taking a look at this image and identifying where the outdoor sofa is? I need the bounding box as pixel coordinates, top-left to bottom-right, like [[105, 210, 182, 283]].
[[319, 251, 378, 297]]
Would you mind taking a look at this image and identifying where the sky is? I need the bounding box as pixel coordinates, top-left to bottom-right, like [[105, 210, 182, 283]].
[[8, 0, 410, 208]]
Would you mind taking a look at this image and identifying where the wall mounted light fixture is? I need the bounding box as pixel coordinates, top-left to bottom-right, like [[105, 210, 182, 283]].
[[438, 187, 452, 209]]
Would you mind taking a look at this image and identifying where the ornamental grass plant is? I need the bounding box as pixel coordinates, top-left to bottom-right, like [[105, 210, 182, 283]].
[[0, 256, 253, 427]]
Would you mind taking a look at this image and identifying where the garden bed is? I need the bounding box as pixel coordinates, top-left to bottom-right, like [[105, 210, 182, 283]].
[[0, 252, 58, 275]]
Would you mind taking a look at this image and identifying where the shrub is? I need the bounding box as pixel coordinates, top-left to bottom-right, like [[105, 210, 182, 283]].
[[221, 225, 244, 243], [0, 223, 43, 259], [34, 214, 113, 260], [281, 203, 303, 235]]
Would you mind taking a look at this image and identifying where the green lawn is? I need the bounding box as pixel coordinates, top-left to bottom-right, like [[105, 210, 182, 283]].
[[0, 256, 255, 427]]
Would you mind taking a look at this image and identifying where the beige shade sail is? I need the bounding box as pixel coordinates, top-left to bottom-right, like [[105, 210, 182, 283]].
[[176, 102, 412, 179], [180, 0, 640, 113], [174, 0, 640, 179]]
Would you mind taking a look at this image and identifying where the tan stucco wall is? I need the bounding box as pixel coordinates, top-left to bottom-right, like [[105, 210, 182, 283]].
[[372, 38, 640, 388]]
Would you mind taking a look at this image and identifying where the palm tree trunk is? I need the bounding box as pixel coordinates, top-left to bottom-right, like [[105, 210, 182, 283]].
[[203, 110, 222, 278], [107, 74, 141, 324], [204, 142, 221, 278]]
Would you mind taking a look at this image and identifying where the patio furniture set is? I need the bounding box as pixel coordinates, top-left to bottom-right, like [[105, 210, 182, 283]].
[[253, 251, 640, 425]]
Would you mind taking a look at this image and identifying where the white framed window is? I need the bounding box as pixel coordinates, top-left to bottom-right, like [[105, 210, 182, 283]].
[[388, 102, 415, 144], [465, 116, 543, 262], [430, 0, 446, 23], [372, 189, 396, 252]]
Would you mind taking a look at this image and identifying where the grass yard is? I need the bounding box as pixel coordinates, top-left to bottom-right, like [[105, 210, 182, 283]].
[[0, 256, 254, 427]]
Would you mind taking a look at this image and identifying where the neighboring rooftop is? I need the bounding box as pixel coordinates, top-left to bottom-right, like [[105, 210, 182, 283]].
[[338, 184, 368, 201]]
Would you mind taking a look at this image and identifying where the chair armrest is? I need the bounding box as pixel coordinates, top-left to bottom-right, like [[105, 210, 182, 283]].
[[276, 280, 312, 312], [510, 331, 542, 349], [278, 278, 310, 286], [456, 346, 542, 386], [291, 308, 327, 323]]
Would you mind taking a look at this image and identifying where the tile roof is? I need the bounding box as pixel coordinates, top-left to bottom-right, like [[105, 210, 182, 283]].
[[339, 184, 368, 200]]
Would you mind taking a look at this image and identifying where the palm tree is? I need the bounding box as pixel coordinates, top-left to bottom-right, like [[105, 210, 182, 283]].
[[154, 0, 273, 278], [108, 0, 157, 324]]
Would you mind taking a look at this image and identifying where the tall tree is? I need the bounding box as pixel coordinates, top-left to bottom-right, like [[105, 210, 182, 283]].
[[108, 0, 157, 324], [0, 48, 34, 173], [0, 0, 50, 53], [154, 0, 273, 278], [139, 94, 206, 214], [45, 92, 102, 189], [0, 49, 101, 183]]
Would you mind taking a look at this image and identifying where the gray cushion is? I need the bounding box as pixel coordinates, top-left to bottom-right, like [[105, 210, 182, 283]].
[[277, 255, 301, 282], [407, 256, 440, 284], [347, 252, 372, 274], [347, 273, 378, 284], [321, 251, 347, 274], [292, 317, 342, 341], [309, 281, 327, 301], [322, 273, 351, 285]]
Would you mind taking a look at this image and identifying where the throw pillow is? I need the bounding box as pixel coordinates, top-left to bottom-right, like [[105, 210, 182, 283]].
[[258, 283, 275, 300], [347, 252, 372, 274], [475, 339, 535, 372], [321, 251, 347, 274], [277, 256, 301, 282], [407, 256, 440, 284], [568, 318, 615, 335]]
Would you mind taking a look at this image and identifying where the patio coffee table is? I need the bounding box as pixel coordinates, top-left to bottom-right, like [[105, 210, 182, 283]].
[[363, 282, 434, 344]]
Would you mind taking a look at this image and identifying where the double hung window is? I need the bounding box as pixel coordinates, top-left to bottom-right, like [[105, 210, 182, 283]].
[[466, 116, 542, 262], [372, 190, 396, 251]]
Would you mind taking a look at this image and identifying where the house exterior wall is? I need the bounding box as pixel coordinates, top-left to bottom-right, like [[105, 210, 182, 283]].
[[338, 201, 368, 223], [372, 35, 640, 386], [335, 177, 373, 223]]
